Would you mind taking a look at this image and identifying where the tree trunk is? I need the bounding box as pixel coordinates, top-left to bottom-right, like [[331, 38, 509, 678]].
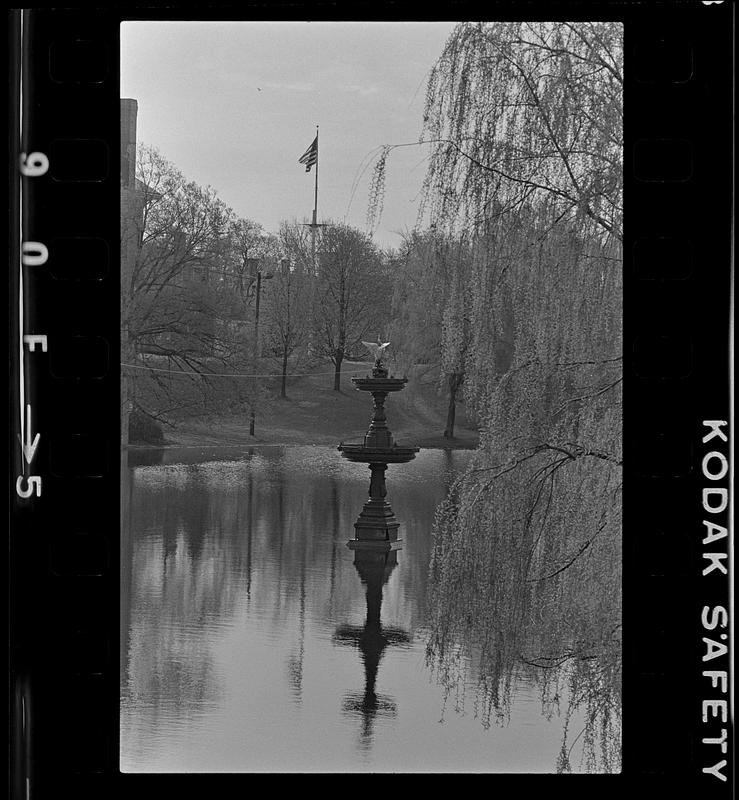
[[333, 350, 343, 391], [121, 329, 135, 447], [281, 348, 289, 398], [443, 372, 462, 439], [121, 370, 130, 448]]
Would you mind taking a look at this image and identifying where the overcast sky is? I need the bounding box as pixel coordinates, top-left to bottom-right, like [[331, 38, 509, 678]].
[[121, 21, 459, 249]]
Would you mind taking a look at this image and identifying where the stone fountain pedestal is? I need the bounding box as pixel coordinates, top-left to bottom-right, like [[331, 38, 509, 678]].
[[338, 361, 419, 550]]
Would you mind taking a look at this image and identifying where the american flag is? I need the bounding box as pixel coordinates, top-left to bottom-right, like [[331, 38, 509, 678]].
[[298, 136, 318, 172]]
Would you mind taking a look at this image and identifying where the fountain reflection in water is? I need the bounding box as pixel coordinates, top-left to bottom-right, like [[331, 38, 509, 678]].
[[333, 548, 412, 751]]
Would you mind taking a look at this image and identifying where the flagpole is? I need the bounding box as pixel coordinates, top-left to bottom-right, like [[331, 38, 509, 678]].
[[313, 125, 319, 225], [312, 125, 319, 269]]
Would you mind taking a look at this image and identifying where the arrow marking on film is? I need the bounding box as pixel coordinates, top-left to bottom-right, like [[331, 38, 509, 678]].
[[20, 404, 40, 465]]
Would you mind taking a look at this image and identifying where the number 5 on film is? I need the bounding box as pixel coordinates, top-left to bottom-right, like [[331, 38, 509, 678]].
[[16, 475, 41, 499]]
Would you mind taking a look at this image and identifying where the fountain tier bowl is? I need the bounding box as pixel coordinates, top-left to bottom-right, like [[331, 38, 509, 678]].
[[338, 444, 419, 464], [351, 376, 408, 393]]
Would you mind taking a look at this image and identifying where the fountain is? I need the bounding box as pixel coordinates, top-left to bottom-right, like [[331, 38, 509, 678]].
[[338, 341, 419, 550]]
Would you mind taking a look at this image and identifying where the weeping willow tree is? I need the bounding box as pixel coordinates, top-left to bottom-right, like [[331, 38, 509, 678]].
[[387, 229, 475, 438], [370, 21, 623, 771]]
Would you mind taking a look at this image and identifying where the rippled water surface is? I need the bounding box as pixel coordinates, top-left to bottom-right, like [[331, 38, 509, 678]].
[[121, 446, 594, 773]]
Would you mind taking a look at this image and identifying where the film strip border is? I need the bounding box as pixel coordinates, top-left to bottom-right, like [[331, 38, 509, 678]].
[[9, 9, 120, 799], [7, 4, 734, 797], [627, 9, 733, 795]]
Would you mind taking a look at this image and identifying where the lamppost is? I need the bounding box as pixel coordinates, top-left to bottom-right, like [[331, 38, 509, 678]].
[[248, 264, 273, 436]]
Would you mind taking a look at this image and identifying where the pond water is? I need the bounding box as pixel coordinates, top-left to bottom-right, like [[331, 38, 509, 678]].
[[120, 446, 601, 773]]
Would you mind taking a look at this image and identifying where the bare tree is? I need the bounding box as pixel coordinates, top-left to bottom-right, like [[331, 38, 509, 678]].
[[121, 145, 263, 436], [228, 218, 278, 303], [311, 223, 388, 391], [262, 222, 314, 398]]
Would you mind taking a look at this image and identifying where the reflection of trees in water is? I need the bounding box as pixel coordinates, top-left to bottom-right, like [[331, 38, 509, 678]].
[[125, 461, 255, 713], [123, 452, 426, 715], [285, 512, 307, 704], [122, 449, 465, 738], [426, 454, 621, 773], [125, 536, 223, 712]]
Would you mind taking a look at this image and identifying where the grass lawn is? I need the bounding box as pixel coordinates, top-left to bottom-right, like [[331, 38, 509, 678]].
[[160, 360, 478, 450]]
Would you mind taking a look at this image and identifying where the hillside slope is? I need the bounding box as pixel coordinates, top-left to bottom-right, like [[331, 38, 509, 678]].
[[163, 360, 478, 449]]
